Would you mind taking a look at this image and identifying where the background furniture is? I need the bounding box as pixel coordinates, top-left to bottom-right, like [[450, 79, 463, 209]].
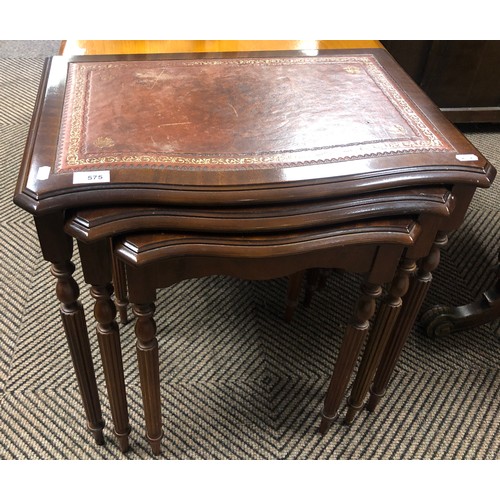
[[422, 250, 500, 338], [382, 40, 500, 123], [60, 39, 384, 55]]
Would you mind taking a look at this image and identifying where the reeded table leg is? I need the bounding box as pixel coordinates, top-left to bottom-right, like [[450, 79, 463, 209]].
[[91, 284, 131, 452], [51, 260, 105, 444], [284, 270, 305, 322], [78, 239, 131, 452], [344, 258, 416, 424], [367, 232, 448, 412], [36, 213, 105, 445], [304, 269, 322, 307], [319, 280, 382, 434], [111, 243, 129, 326], [133, 302, 163, 456]]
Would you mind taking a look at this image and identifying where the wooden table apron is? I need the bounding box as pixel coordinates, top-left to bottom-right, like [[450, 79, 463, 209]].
[[13, 49, 496, 450]]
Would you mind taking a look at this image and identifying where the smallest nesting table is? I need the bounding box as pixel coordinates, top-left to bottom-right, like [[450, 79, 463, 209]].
[[114, 219, 420, 454]]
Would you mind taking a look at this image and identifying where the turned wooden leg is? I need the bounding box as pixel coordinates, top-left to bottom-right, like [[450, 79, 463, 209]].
[[91, 284, 131, 452], [304, 269, 322, 307], [284, 270, 305, 323], [319, 280, 382, 435], [77, 239, 131, 452], [344, 258, 416, 424], [36, 213, 104, 445], [133, 302, 163, 456], [51, 261, 105, 445], [111, 244, 129, 325], [367, 232, 448, 412]]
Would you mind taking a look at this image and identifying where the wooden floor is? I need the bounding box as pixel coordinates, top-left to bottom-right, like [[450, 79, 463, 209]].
[[60, 40, 382, 56]]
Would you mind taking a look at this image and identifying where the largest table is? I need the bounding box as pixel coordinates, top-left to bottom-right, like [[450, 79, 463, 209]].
[[13, 46, 495, 449]]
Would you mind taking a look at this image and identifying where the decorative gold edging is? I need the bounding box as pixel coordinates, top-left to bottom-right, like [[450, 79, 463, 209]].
[[56, 55, 452, 173]]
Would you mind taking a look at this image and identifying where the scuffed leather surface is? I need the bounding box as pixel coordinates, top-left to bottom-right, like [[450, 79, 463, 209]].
[[56, 55, 451, 172]]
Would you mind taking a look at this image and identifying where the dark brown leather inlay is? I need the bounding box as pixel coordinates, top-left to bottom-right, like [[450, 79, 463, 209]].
[[56, 55, 451, 172]]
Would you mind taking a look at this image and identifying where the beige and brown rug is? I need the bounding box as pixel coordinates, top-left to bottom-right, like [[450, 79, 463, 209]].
[[0, 45, 498, 459]]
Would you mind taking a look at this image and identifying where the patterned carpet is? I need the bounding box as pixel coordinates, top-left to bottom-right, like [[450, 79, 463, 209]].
[[0, 44, 499, 460]]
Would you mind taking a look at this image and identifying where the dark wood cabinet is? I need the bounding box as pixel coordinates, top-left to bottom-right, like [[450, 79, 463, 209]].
[[382, 41, 500, 123]]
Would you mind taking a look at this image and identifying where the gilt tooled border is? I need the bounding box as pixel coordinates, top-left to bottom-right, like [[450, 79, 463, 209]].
[[56, 55, 452, 173]]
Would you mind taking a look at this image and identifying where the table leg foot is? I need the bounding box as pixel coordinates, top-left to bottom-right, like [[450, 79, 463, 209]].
[[117, 305, 129, 326], [116, 430, 130, 452], [89, 425, 105, 445], [148, 433, 163, 456], [343, 400, 365, 425], [319, 411, 338, 435], [366, 387, 385, 413]]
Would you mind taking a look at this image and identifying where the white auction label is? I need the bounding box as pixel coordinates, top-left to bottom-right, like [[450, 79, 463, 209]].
[[456, 154, 479, 162], [73, 171, 111, 184], [36, 166, 51, 180]]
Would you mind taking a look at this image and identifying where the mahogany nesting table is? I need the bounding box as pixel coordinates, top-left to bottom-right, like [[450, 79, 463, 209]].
[[14, 48, 495, 454]]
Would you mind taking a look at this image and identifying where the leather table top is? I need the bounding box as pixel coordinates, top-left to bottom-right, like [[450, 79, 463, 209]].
[[14, 49, 496, 214]]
